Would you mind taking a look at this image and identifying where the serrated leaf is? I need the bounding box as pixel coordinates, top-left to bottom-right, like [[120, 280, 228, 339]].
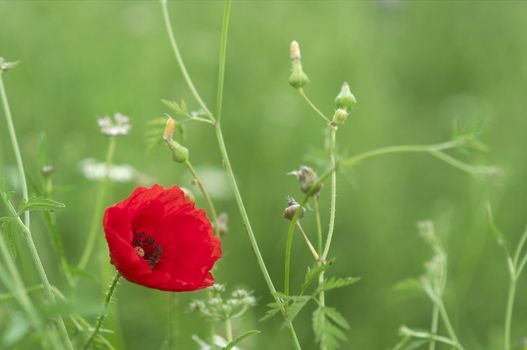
[[316, 276, 361, 294], [162, 99, 189, 117], [259, 302, 281, 322], [222, 330, 260, 350], [17, 197, 65, 214], [301, 259, 334, 294], [284, 297, 310, 325], [324, 307, 350, 330]]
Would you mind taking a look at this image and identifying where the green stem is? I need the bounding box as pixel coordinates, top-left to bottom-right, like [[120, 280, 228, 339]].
[[160, 0, 214, 123], [0, 284, 44, 302], [78, 136, 116, 271], [298, 88, 330, 123], [184, 160, 220, 237], [313, 196, 323, 253], [45, 212, 74, 288], [321, 127, 337, 260], [225, 318, 233, 343], [504, 278, 516, 350], [83, 272, 121, 350], [428, 305, 439, 350], [295, 222, 321, 262], [399, 326, 457, 347], [216, 126, 301, 349], [0, 73, 29, 228], [215, 0, 231, 123], [437, 299, 464, 350], [344, 140, 463, 166], [0, 192, 73, 350]]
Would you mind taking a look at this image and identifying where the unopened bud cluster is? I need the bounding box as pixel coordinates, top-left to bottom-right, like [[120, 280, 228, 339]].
[[190, 284, 256, 321], [163, 118, 188, 163], [97, 113, 131, 136], [289, 41, 309, 89], [332, 82, 357, 126], [283, 196, 305, 220], [288, 165, 321, 194]]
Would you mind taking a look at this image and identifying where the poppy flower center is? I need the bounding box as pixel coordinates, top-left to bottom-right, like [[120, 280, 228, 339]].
[[132, 231, 163, 269]]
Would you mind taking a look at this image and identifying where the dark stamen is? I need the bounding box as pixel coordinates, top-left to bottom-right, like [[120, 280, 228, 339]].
[[132, 231, 163, 268]]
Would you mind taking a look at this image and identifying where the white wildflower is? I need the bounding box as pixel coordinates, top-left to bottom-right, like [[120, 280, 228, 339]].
[[79, 158, 138, 182], [97, 113, 131, 136]]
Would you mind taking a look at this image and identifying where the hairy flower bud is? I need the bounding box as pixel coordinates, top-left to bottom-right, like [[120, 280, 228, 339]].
[[289, 40, 309, 89], [163, 118, 188, 163], [335, 82, 357, 111], [283, 197, 305, 220], [288, 165, 321, 194]]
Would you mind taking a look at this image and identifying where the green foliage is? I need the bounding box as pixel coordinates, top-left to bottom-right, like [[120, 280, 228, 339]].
[[17, 196, 65, 214], [301, 259, 334, 294], [0, 217, 17, 260], [315, 276, 361, 294], [222, 330, 260, 350], [312, 306, 349, 350]]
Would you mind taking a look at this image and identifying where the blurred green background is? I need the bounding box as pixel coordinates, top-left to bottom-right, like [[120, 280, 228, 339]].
[[1, 0, 527, 349]]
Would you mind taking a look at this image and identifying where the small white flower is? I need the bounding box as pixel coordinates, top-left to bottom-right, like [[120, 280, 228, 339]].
[[79, 158, 145, 183], [97, 113, 131, 136]]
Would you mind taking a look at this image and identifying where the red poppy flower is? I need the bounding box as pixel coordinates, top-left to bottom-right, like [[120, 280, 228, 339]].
[[103, 184, 221, 291]]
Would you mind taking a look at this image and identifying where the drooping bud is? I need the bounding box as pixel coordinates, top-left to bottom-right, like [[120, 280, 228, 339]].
[[335, 82, 357, 111], [283, 196, 305, 220], [288, 165, 321, 194], [0, 57, 19, 72], [332, 108, 349, 126], [163, 118, 188, 163], [289, 40, 309, 89]]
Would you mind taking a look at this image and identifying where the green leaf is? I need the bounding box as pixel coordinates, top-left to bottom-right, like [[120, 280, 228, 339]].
[[393, 278, 422, 293], [312, 306, 350, 350], [316, 276, 361, 294], [301, 259, 334, 294], [222, 330, 260, 350], [1, 218, 17, 260], [162, 99, 189, 117], [284, 297, 311, 325], [17, 197, 65, 214], [259, 302, 281, 322]]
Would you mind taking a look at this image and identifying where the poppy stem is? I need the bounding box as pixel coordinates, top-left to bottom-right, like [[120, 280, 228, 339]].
[[83, 272, 121, 350], [184, 160, 220, 237]]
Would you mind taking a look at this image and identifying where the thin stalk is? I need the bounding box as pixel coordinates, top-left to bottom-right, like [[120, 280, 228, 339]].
[[216, 126, 301, 349], [0, 284, 44, 302], [225, 318, 233, 343], [83, 272, 121, 350], [184, 160, 220, 237], [215, 0, 231, 123], [0, 73, 29, 228], [321, 127, 337, 260], [313, 196, 323, 253], [78, 136, 116, 271], [295, 222, 322, 263], [160, 0, 214, 122], [0, 192, 73, 350], [45, 212, 74, 288], [298, 88, 330, 123], [428, 305, 439, 350], [437, 299, 464, 350], [343, 140, 464, 166], [504, 278, 516, 350], [399, 326, 457, 347]]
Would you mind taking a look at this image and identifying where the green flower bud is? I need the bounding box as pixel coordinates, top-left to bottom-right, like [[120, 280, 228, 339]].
[[166, 139, 188, 163], [335, 82, 357, 110], [332, 108, 349, 126], [289, 41, 309, 89]]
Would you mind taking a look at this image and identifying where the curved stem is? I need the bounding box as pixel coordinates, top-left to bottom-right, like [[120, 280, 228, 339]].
[[160, 0, 214, 123], [83, 272, 121, 350], [216, 0, 231, 123], [437, 300, 464, 350], [321, 128, 337, 260], [184, 160, 220, 237], [504, 278, 516, 350], [78, 136, 116, 271], [0, 73, 30, 229], [216, 126, 301, 349], [298, 88, 330, 123], [295, 222, 321, 262], [313, 196, 323, 253]]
